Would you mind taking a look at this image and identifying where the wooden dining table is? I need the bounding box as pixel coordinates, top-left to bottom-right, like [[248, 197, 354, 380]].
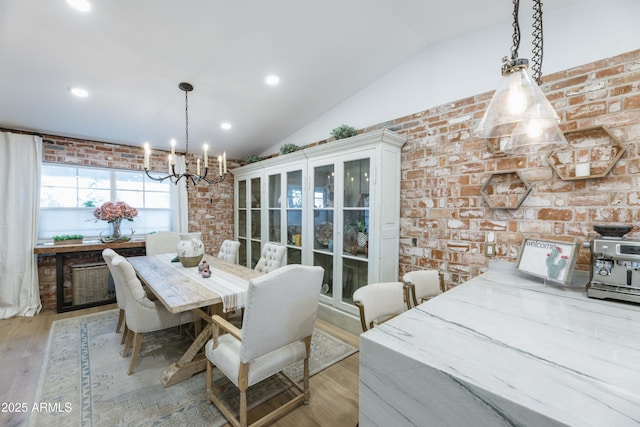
[[128, 252, 263, 387]]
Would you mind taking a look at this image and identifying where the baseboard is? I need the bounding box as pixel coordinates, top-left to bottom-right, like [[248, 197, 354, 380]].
[[317, 303, 361, 336]]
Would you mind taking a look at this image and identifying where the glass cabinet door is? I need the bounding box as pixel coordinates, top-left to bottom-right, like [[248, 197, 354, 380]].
[[266, 166, 304, 265], [268, 173, 281, 244], [286, 170, 303, 264], [249, 177, 262, 268], [341, 158, 370, 305], [237, 180, 247, 266], [312, 164, 335, 298]]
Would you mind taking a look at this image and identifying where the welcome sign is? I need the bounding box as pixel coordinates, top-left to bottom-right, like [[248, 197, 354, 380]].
[[516, 238, 580, 284]]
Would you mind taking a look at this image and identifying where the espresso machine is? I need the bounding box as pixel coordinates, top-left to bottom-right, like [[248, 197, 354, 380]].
[[588, 225, 640, 304]]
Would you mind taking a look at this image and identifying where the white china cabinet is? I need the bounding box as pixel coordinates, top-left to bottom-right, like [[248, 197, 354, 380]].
[[233, 129, 406, 329]]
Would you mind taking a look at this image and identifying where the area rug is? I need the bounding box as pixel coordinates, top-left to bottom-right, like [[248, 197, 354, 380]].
[[29, 309, 357, 426]]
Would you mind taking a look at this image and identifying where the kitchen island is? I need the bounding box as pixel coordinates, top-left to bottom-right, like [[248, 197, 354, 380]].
[[359, 261, 640, 426]]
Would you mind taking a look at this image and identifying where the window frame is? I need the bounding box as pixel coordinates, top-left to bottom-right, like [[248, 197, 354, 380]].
[[38, 163, 174, 242]]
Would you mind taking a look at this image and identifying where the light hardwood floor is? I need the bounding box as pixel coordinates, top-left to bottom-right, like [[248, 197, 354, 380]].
[[0, 304, 360, 427]]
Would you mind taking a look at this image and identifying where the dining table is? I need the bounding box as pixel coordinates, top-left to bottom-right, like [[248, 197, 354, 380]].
[[128, 252, 263, 387]]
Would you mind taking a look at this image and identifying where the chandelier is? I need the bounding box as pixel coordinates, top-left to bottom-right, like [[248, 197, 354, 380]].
[[474, 0, 567, 153], [143, 82, 227, 189]]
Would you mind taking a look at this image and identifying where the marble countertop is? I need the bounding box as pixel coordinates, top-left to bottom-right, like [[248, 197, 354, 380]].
[[359, 261, 640, 426]]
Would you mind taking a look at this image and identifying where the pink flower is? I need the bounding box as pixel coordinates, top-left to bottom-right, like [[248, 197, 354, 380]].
[[93, 201, 138, 223]]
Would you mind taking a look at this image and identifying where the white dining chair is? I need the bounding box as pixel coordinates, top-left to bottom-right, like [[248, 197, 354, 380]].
[[253, 242, 286, 273], [110, 254, 196, 375], [145, 231, 180, 256], [352, 282, 411, 332], [102, 248, 127, 339], [217, 239, 241, 264], [204, 264, 324, 427], [403, 269, 444, 307]]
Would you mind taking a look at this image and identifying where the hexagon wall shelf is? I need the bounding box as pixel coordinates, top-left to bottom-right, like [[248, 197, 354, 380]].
[[485, 137, 508, 156], [480, 170, 532, 210], [546, 126, 625, 180]]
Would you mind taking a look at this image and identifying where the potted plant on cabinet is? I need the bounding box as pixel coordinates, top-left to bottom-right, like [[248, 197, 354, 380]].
[[279, 143, 299, 154], [330, 124, 359, 140], [53, 234, 84, 245]]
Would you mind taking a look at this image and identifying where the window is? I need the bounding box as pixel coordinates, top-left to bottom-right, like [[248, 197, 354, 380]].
[[39, 164, 173, 240]]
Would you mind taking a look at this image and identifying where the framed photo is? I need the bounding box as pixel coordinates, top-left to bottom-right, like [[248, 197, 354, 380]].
[[516, 238, 580, 285]]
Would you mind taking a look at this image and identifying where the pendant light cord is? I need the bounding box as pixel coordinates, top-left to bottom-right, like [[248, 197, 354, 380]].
[[510, 0, 521, 61], [507, 0, 544, 85], [531, 0, 544, 85]]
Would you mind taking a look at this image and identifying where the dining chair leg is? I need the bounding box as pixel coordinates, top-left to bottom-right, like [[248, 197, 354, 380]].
[[205, 359, 213, 400], [123, 329, 133, 357], [239, 387, 248, 427], [239, 364, 249, 427], [304, 336, 311, 403], [128, 332, 143, 375], [120, 323, 129, 345], [116, 309, 125, 333]]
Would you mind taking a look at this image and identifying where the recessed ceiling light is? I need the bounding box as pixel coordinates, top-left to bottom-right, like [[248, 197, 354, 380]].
[[221, 122, 232, 130], [265, 75, 280, 86], [66, 0, 91, 12], [68, 87, 89, 98]]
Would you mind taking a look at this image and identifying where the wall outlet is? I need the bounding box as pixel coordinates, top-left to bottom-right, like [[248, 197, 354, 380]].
[[485, 242, 496, 257]]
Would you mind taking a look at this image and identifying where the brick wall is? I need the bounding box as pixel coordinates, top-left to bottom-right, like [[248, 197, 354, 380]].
[[36, 136, 235, 310], [378, 49, 640, 288]]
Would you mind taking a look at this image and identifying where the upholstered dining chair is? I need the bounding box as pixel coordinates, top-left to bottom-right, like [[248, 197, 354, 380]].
[[217, 239, 241, 264], [110, 254, 196, 374], [253, 242, 286, 273], [102, 248, 127, 339], [145, 231, 180, 255], [352, 282, 411, 332], [403, 269, 445, 307], [204, 264, 324, 427]]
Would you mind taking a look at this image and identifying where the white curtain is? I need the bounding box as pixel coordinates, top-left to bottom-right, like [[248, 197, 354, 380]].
[[171, 155, 189, 233], [0, 132, 42, 318]]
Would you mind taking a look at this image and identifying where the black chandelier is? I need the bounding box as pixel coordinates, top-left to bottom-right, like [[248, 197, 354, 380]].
[[143, 82, 227, 189]]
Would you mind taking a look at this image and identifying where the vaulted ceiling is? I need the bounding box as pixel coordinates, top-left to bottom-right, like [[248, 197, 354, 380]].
[[0, 0, 581, 159]]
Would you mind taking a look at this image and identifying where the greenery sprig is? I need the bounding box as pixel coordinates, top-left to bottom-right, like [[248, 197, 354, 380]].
[[53, 234, 84, 241], [279, 143, 299, 154], [330, 124, 359, 140]]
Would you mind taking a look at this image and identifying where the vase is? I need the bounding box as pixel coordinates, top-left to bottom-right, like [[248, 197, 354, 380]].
[[111, 218, 122, 240], [101, 218, 124, 242], [176, 232, 205, 267]]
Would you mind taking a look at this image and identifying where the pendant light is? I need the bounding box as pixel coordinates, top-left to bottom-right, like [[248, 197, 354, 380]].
[[475, 0, 566, 153]]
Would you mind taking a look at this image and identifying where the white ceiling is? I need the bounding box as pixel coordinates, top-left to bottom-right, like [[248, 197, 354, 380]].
[[0, 0, 580, 159]]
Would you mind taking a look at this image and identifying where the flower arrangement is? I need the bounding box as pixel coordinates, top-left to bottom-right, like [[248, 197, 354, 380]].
[[93, 201, 138, 223], [93, 201, 137, 242]]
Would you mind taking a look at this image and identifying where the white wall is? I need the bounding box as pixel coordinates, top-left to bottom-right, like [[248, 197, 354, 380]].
[[264, 0, 640, 155]]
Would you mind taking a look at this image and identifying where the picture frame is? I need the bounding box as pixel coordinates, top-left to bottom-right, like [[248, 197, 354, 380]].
[[516, 238, 580, 285]]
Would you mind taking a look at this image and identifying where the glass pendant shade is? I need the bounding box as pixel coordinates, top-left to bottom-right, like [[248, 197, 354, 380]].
[[475, 67, 560, 139], [501, 122, 568, 153]]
